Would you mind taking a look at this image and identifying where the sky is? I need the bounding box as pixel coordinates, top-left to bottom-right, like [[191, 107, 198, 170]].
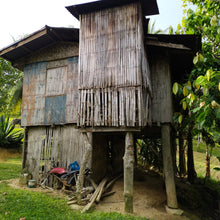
[[0, 0, 184, 49]]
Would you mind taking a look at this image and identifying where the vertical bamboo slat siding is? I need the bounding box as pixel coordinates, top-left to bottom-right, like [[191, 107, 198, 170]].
[[26, 125, 87, 183], [78, 3, 151, 127]]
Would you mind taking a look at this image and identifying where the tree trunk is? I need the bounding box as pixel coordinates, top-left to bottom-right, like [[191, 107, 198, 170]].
[[187, 124, 196, 183], [123, 132, 134, 213], [179, 130, 186, 176], [76, 132, 93, 205], [162, 124, 178, 209], [205, 144, 211, 179]]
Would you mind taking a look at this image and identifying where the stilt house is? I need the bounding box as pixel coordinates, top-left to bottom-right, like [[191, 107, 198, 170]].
[[0, 0, 200, 212]]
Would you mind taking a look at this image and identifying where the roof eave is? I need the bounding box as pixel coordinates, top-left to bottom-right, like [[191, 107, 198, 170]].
[[66, 0, 159, 20], [0, 26, 79, 62]]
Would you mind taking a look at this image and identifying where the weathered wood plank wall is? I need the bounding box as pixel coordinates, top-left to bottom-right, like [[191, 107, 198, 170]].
[[16, 42, 79, 70], [25, 125, 87, 183], [150, 51, 173, 123], [21, 43, 79, 126], [78, 2, 152, 127]]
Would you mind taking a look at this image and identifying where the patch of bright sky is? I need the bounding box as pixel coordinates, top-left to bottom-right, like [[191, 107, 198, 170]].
[[149, 0, 184, 31], [0, 0, 185, 49]]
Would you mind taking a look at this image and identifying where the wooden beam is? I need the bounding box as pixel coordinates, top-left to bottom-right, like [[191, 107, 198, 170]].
[[80, 127, 141, 133], [50, 29, 63, 41], [123, 132, 134, 213], [22, 127, 28, 170], [146, 40, 191, 51], [161, 124, 178, 209], [21, 45, 33, 53], [0, 29, 47, 56]]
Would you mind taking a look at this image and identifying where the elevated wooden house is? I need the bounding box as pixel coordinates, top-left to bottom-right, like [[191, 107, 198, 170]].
[[0, 0, 200, 213]]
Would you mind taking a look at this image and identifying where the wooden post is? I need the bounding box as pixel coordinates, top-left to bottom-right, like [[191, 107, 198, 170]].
[[123, 132, 134, 213], [76, 132, 93, 204], [161, 124, 178, 209], [22, 127, 28, 170]]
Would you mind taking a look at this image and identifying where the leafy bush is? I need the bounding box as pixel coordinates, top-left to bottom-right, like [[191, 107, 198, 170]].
[[137, 138, 163, 171], [0, 115, 23, 149]]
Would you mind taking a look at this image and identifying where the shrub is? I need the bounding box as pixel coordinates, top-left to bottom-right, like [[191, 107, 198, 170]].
[[0, 115, 23, 149], [137, 138, 163, 171]]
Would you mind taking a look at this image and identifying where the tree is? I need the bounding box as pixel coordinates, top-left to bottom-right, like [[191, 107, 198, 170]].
[[0, 58, 23, 114], [173, 0, 220, 180]]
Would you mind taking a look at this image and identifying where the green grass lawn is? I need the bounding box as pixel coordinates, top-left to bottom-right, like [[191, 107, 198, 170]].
[[0, 156, 146, 220], [0, 157, 22, 181], [0, 183, 144, 220], [193, 151, 220, 180], [193, 139, 220, 158]]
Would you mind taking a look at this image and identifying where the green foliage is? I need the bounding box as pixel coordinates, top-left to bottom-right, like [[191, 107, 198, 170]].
[[173, 0, 220, 142], [172, 0, 220, 179], [9, 77, 23, 116], [0, 115, 23, 149], [0, 58, 23, 114], [182, 0, 220, 56], [137, 138, 163, 170]]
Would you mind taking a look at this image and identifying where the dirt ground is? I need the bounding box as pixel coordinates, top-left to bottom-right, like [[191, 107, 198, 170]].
[[95, 172, 201, 220], [4, 170, 215, 220], [2, 148, 219, 219]]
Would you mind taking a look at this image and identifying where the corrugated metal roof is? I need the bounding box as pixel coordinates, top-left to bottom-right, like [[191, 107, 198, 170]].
[[0, 26, 79, 62], [66, 0, 159, 19]]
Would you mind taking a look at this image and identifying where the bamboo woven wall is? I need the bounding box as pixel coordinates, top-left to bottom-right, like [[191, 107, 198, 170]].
[[78, 2, 152, 127]]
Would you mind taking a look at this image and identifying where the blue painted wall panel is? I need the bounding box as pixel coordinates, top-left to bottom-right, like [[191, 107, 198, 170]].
[[21, 57, 79, 126], [45, 96, 66, 124]]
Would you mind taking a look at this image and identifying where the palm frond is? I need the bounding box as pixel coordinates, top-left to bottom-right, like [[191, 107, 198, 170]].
[[9, 77, 23, 112], [0, 115, 23, 149]]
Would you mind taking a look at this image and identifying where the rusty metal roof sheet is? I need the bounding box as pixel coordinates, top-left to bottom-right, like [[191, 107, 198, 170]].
[[66, 0, 159, 20], [0, 26, 79, 62]]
